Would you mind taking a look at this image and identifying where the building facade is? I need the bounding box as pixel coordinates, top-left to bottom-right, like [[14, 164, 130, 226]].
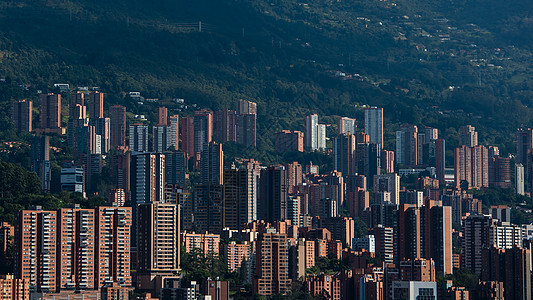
[[11, 100, 32, 132]]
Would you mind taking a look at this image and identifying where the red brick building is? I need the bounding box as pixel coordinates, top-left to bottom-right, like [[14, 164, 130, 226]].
[[305, 273, 341, 300]]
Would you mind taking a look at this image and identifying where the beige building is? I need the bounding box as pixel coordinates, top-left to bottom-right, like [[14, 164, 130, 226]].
[[14, 206, 132, 293], [181, 232, 220, 256], [137, 203, 180, 291], [253, 232, 291, 296]]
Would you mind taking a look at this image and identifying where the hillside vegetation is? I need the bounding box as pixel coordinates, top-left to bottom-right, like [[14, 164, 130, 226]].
[[0, 0, 532, 162]]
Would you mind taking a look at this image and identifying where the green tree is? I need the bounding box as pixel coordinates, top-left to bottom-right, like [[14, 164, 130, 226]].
[[180, 246, 227, 283]]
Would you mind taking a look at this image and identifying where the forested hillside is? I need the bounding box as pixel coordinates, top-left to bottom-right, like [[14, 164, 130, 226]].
[[0, 0, 532, 160]]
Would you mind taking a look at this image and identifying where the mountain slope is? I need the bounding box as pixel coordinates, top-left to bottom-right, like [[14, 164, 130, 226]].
[[0, 0, 532, 160]]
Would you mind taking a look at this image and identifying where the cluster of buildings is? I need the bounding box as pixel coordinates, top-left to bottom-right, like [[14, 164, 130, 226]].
[[6, 92, 533, 299], [15, 94, 257, 196]]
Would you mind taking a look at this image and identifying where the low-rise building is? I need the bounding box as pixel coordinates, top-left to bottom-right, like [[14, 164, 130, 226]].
[[181, 233, 221, 256], [305, 273, 341, 300]]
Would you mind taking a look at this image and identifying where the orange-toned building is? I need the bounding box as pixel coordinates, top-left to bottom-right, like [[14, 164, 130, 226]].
[[96, 206, 132, 287], [222, 241, 252, 272], [136, 203, 180, 291], [253, 233, 291, 296], [399, 258, 436, 282], [14, 208, 58, 293], [290, 238, 316, 279], [327, 240, 343, 260], [381, 149, 395, 174], [0, 274, 30, 300], [305, 273, 341, 300], [0, 222, 13, 256], [57, 207, 96, 290], [315, 239, 328, 258], [275, 130, 304, 153], [181, 115, 195, 159], [181, 232, 220, 256], [14, 206, 132, 293], [454, 145, 489, 189], [109, 105, 127, 149], [101, 282, 130, 300], [38, 93, 63, 134], [88, 91, 104, 120], [157, 106, 168, 126], [11, 100, 32, 132], [215, 109, 236, 143]]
